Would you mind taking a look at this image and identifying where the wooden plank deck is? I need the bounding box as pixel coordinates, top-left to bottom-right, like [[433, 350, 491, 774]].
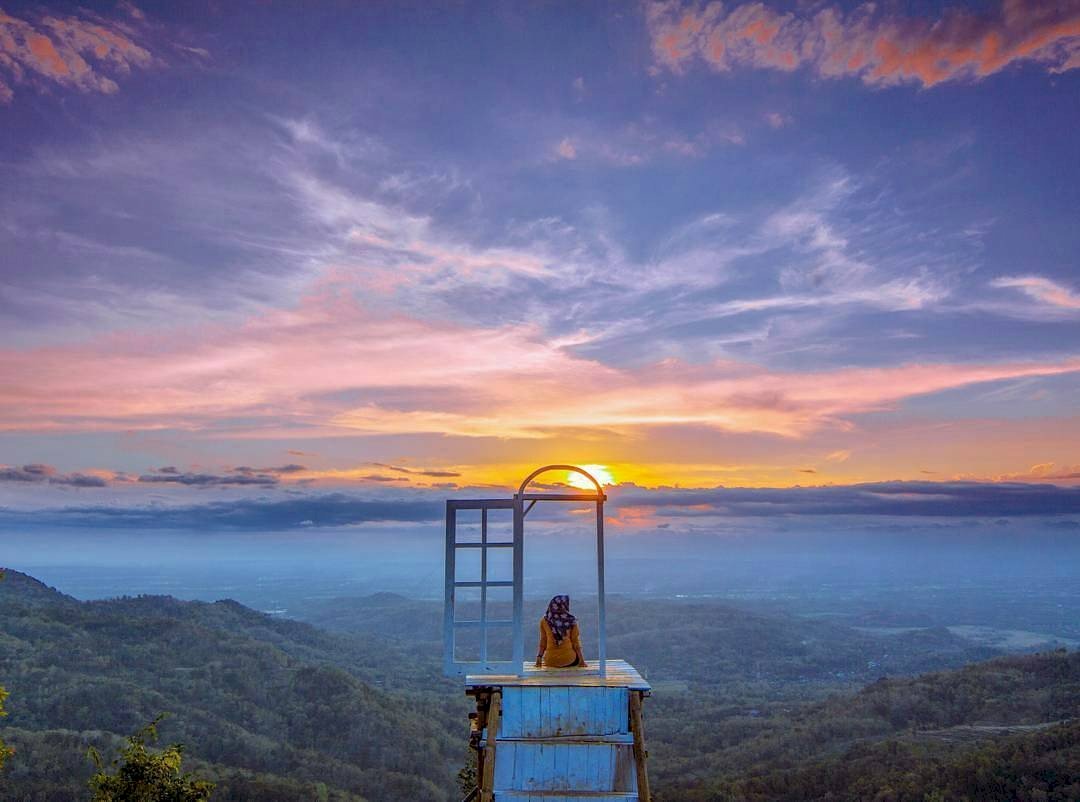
[[466, 659, 650, 691]]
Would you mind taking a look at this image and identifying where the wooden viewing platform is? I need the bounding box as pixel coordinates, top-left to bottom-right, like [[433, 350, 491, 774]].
[[465, 659, 652, 802]]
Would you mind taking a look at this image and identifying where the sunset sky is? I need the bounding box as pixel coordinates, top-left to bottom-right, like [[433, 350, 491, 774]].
[[2, 0, 1080, 532]]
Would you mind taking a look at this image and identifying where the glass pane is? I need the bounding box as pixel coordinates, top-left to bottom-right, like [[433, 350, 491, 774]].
[[454, 623, 482, 662], [454, 585, 481, 622], [485, 586, 514, 660], [485, 508, 514, 543], [455, 546, 481, 582], [454, 508, 482, 543], [487, 546, 513, 583]]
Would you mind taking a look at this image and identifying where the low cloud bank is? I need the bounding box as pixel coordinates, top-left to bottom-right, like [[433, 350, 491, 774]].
[[0, 493, 444, 531], [2, 480, 1079, 531], [614, 480, 1080, 518]]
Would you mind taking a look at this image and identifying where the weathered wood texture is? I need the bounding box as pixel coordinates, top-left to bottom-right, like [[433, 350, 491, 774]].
[[472, 661, 651, 801], [500, 686, 629, 738], [495, 795, 638, 802], [480, 691, 502, 802], [629, 691, 651, 802], [467, 659, 650, 691], [493, 741, 636, 793]]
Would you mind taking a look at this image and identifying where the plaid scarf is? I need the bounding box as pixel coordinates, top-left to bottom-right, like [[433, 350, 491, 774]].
[[544, 594, 576, 645]]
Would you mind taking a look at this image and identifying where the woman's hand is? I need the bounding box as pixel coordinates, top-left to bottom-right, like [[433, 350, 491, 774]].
[[579, 661, 589, 668], [535, 655, 543, 667]]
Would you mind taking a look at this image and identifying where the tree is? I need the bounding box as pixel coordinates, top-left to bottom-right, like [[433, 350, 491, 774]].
[[456, 748, 478, 797], [88, 715, 214, 802], [0, 684, 11, 771], [0, 570, 10, 771]]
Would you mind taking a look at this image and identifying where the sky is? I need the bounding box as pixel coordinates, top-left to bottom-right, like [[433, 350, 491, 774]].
[[2, 0, 1080, 538]]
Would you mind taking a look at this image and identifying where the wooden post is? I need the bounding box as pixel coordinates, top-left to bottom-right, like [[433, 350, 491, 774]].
[[629, 691, 651, 802], [480, 691, 501, 802]]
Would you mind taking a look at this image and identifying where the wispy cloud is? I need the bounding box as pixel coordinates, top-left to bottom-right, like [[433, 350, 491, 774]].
[[372, 463, 461, 478], [1, 111, 1068, 458], [764, 111, 792, 129], [554, 138, 577, 160], [994, 462, 1080, 482], [991, 275, 1080, 311], [549, 119, 743, 166], [0, 5, 154, 103], [648, 1, 1080, 88], [3, 267, 1078, 441]]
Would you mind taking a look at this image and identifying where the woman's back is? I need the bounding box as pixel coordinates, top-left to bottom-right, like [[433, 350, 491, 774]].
[[536, 595, 586, 668]]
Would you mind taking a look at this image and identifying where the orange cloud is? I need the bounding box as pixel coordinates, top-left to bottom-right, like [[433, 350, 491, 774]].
[[0, 6, 152, 102], [648, 0, 1080, 88]]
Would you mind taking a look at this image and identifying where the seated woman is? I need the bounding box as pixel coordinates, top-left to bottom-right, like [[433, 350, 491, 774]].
[[535, 594, 588, 668]]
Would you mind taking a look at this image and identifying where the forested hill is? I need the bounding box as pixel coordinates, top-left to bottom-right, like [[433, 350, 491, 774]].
[[295, 592, 1007, 686], [2, 570, 1079, 801], [0, 570, 463, 801], [655, 650, 1080, 801]]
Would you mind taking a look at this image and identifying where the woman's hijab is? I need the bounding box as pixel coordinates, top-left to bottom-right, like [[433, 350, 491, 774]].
[[544, 594, 576, 644]]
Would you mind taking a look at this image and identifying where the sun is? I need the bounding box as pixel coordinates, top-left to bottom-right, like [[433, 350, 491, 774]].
[[567, 464, 615, 490]]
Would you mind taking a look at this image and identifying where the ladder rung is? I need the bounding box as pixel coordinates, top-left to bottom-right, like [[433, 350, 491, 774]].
[[455, 581, 514, 588], [455, 542, 515, 548], [454, 619, 514, 628]]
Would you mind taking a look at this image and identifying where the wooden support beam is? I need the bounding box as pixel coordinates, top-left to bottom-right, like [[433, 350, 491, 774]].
[[629, 691, 652, 802], [480, 690, 501, 802]]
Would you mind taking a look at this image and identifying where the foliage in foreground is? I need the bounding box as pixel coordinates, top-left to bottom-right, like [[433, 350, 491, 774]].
[[0, 569, 9, 772], [0, 683, 11, 772], [88, 716, 214, 802]]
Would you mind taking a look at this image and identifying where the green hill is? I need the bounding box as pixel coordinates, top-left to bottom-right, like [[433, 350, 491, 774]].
[[654, 649, 1080, 801], [0, 571, 462, 801], [293, 593, 1003, 689], [2, 571, 1078, 801]]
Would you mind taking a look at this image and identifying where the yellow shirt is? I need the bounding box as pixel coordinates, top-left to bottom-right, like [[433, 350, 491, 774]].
[[538, 618, 582, 667]]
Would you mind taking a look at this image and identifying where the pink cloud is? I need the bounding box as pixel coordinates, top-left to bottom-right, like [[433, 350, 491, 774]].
[[550, 121, 736, 167], [991, 275, 1080, 310], [0, 6, 152, 102], [648, 0, 1080, 88], [764, 111, 792, 128], [2, 271, 1079, 441]]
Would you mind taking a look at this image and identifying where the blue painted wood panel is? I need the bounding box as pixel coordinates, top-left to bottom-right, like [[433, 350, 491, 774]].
[[500, 686, 628, 738], [492, 742, 637, 792], [495, 795, 638, 801]]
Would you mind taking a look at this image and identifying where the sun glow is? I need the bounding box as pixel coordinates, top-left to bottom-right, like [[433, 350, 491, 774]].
[[567, 464, 615, 489]]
